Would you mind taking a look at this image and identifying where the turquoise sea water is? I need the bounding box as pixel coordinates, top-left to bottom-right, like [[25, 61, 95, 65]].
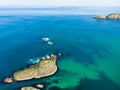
[[0, 8, 120, 90]]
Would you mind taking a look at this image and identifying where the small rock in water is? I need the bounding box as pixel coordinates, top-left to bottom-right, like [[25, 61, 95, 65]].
[[4, 77, 13, 83], [36, 84, 44, 88], [48, 41, 53, 45], [42, 37, 49, 41]]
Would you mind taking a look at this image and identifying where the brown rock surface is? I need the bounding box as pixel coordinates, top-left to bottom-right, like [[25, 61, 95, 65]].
[[107, 13, 120, 20], [34, 55, 57, 78], [96, 15, 106, 19], [4, 77, 13, 83], [96, 13, 120, 20], [21, 86, 39, 90], [13, 54, 57, 81], [14, 65, 37, 81], [36, 84, 44, 88]]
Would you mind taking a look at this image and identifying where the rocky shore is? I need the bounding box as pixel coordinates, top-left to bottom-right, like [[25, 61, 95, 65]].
[[96, 13, 120, 20], [3, 54, 58, 90]]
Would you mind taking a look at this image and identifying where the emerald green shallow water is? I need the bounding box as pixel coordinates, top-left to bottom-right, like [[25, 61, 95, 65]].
[[0, 15, 120, 90]]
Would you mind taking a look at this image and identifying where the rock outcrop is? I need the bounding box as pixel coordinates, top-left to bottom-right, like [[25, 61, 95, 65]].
[[13, 54, 57, 81], [4, 77, 13, 83], [36, 84, 44, 88], [107, 13, 120, 20], [3, 54, 58, 90], [96, 15, 106, 20], [21, 86, 39, 90], [14, 65, 37, 81], [96, 13, 120, 20], [18, 84, 43, 90]]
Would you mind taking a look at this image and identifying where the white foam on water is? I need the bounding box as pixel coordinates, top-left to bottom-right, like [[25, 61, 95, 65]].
[[27, 58, 40, 64], [42, 37, 54, 45], [48, 41, 53, 45], [42, 37, 50, 41]]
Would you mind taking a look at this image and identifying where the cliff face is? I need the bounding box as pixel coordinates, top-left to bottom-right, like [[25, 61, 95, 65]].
[[96, 13, 120, 20]]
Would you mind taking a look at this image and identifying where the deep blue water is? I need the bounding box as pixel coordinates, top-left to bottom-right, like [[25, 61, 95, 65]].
[[0, 8, 120, 90]]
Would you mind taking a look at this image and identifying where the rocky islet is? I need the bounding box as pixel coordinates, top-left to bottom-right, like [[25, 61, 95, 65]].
[[96, 13, 120, 20]]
